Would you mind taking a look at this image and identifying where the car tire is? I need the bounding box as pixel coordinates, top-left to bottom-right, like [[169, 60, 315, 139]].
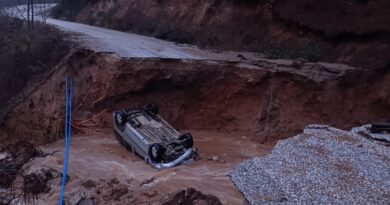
[[115, 111, 126, 127], [179, 133, 193, 149], [147, 103, 159, 115], [148, 143, 165, 163]]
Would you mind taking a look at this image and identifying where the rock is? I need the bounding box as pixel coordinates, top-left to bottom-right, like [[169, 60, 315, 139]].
[[82, 179, 96, 189], [237, 54, 248, 61], [110, 177, 120, 184], [162, 187, 223, 205], [77, 198, 95, 205], [230, 124, 390, 205], [68, 192, 86, 205], [99, 183, 114, 201], [207, 155, 219, 161], [140, 177, 156, 186], [142, 190, 158, 198], [97, 180, 128, 201], [0, 153, 7, 160], [68, 194, 95, 205], [112, 184, 128, 200]]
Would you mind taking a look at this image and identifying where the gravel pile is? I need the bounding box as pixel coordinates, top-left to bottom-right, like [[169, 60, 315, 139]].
[[230, 124, 390, 205]]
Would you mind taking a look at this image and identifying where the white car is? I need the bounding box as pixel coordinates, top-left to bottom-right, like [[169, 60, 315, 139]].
[[113, 104, 195, 169]]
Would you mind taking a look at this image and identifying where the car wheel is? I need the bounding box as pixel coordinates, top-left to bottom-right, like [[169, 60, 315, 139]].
[[147, 103, 159, 115], [179, 133, 193, 149], [115, 111, 126, 127], [148, 143, 165, 163]]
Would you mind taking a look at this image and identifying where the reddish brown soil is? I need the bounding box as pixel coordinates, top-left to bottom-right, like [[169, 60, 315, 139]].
[[14, 130, 270, 204], [162, 187, 223, 205], [1, 50, 389, 146], [63, 0, 390, 70], [0, 141, 41, 188], [273, 0, 390, 35], [0, 49, 389, 204]]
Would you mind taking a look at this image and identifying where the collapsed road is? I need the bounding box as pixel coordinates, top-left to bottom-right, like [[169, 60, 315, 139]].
[[1, 3, 390, 205], [7, 4, 264, 61]]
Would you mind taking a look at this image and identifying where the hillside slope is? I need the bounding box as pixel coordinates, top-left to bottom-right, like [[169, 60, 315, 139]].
[[55, 0, 390, 70]]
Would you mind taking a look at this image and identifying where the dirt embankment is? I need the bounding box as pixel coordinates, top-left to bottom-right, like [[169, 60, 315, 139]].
[[2, 50, 389, 145], [56, 0, 390, 70], [0, 15, 70, 128]]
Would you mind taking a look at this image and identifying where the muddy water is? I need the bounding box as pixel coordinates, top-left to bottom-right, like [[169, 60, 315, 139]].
[[27, 130, 272, 204]]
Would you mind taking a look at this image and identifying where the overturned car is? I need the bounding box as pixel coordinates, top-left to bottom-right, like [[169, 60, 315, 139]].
[[113, 104, 195, 169]]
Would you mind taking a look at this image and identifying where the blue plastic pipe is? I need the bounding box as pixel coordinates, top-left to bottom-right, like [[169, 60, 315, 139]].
[[59, 76, 72, 205]]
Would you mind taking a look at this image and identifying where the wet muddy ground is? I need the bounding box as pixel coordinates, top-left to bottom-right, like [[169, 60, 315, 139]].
[[25, 130, 272, 204]]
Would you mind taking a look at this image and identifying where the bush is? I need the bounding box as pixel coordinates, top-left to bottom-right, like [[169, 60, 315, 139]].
[[0, 15, 70, 121]]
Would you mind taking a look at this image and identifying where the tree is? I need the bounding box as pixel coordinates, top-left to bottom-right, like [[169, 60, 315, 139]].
[[31, 0, 34, 29], [27, 0, 30, 27], [26, 0, 35, 29]]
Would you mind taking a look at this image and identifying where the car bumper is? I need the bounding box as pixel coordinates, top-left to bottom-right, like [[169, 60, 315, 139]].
[[147, 148, 193, 169]]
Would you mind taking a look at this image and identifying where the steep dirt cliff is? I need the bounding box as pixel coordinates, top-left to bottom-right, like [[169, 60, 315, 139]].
[[56, 0, 390, 70], [2, 50, 389, 145]]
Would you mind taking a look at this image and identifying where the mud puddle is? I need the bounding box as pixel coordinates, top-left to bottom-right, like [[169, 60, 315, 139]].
[[25, 130, 271, 204]]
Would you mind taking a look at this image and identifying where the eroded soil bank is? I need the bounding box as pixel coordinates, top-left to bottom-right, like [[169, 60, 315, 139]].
[[1, 50, 389, 146], [56, 0, 390, 70], [0, 49, 389, 204]]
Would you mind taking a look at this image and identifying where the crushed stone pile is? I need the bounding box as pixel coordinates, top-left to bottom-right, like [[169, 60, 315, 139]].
[[230, 124, 390, 205]]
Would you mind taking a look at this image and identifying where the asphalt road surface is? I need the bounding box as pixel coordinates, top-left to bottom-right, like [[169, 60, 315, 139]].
[[6, 4, 264, 60]]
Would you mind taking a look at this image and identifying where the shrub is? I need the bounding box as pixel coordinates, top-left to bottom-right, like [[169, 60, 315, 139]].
[[0, 14, 70, 122]]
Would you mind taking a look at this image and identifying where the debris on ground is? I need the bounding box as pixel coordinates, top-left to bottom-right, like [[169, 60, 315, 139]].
[[0, 167, 64, 205], [207, 155, 227, 163], [23, 169, 56, 196], [230, 124, 390, 205], [0, 141, 41, 188], [95, 178, 129, 202], [352, 124, 390, 145], [162, 187, 223, 205], [82, 180, 97, 189], [67, 192, 94, 205], [0, 141, 67, 205]]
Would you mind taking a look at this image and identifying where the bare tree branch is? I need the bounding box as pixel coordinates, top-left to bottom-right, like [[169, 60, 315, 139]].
[[31, 0, 34, 29]]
